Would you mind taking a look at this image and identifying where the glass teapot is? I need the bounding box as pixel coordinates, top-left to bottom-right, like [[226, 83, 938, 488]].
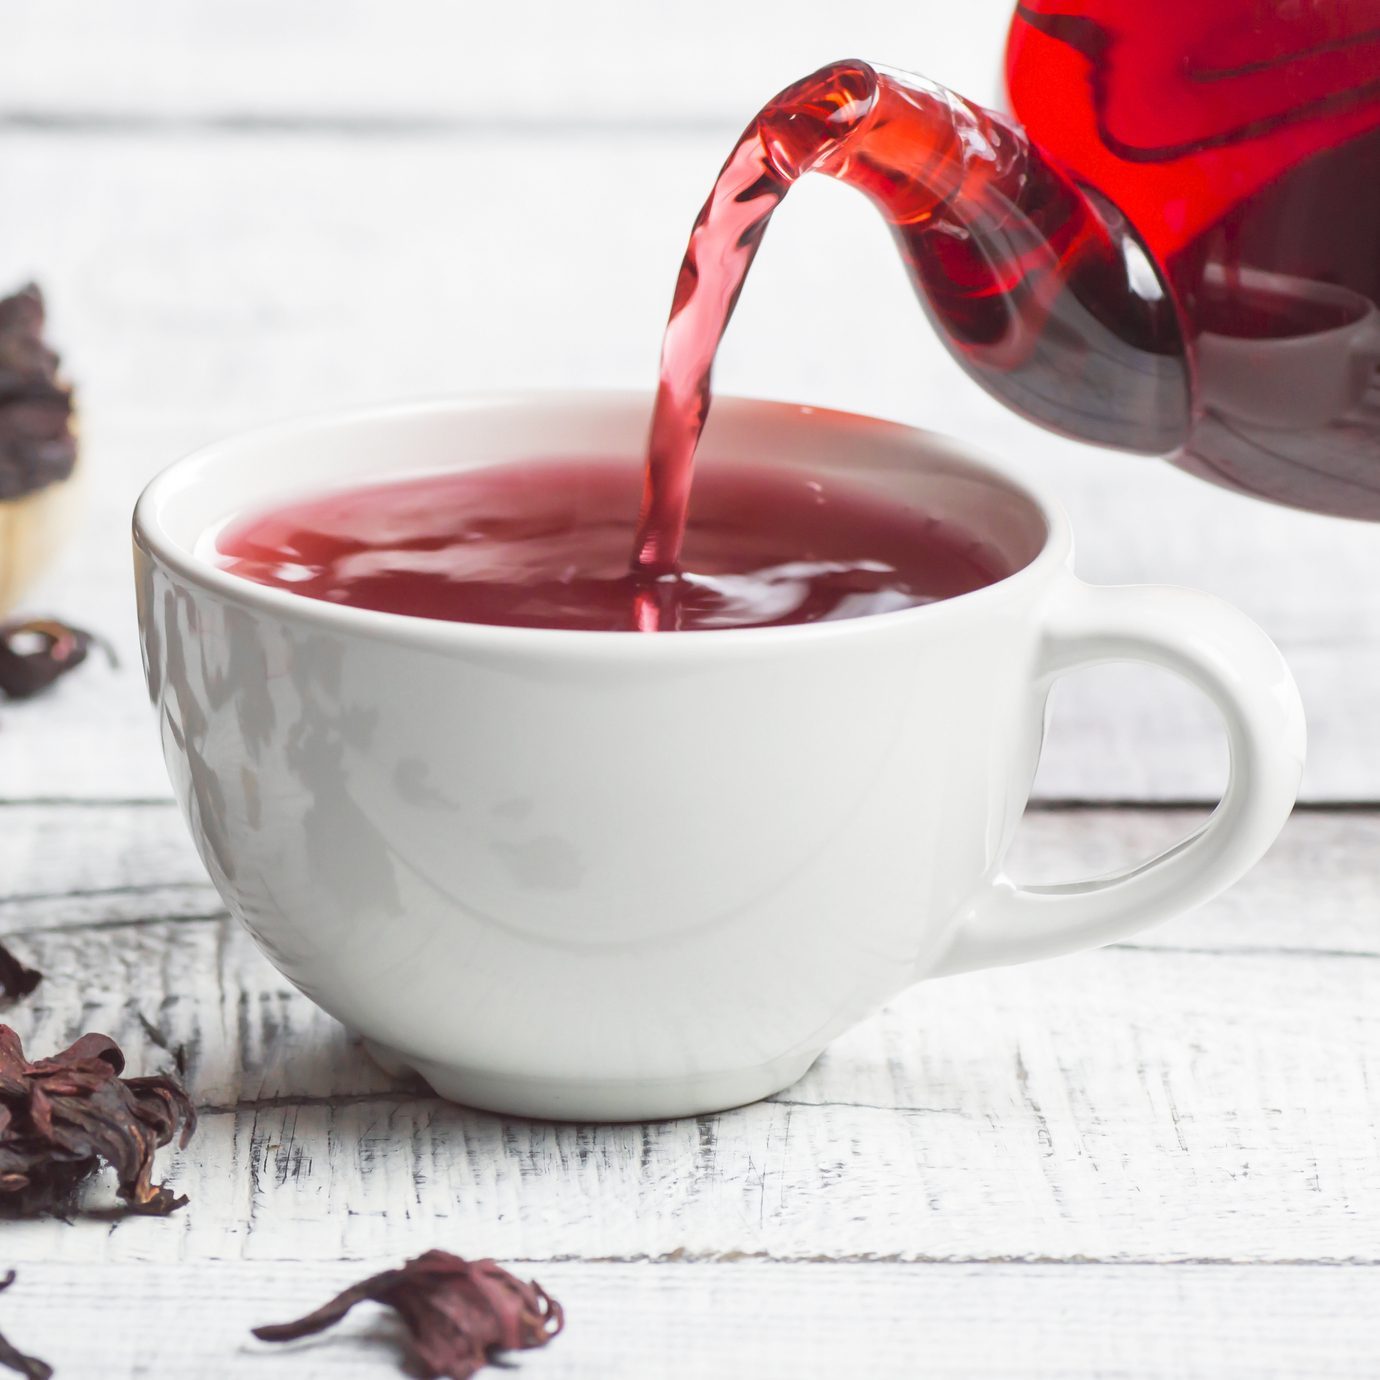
[[790, 4, 1380, 519]]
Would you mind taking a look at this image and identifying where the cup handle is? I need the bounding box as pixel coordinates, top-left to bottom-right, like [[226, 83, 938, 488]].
[[931, 576, 1306, 978]]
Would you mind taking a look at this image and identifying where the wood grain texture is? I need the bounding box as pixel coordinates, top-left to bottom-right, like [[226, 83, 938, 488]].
[[0, 805, 1375, 1269], [0, 131, 1376, 801], [0, 1261, 1376, 1379], [6, 802, 1380, 956], [3, 950, 1372, 1267]]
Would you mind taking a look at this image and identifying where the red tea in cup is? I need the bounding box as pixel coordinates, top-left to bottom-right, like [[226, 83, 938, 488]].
[[213, 457, 1006, 632]]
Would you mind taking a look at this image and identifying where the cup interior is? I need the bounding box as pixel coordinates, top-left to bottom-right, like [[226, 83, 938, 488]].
[[1199, 264, 1374, 341], [139, 393, 1056, 617]]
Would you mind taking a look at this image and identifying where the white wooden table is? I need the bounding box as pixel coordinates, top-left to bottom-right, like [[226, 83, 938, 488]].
[[1, 5, 1378, 1375]]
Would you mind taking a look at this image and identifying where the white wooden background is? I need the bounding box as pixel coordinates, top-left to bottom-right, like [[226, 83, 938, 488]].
[[1, 4, 1378, 1377]]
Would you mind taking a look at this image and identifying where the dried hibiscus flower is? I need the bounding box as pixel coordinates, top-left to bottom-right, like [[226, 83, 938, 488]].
[[252, 1251, 564, 1379], [0, 284, 76, 503], [0, 620, 103, 700], [0, 1273, 50, 1380], [0, 944, 40, 1004], [0, 1025, 196, 1217]]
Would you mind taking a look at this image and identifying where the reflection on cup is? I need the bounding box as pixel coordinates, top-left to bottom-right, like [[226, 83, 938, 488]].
[[1196, 265, 1380, 430]]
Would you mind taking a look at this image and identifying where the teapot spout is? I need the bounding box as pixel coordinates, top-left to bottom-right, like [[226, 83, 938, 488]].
[[814, 66, 1193, 453], [637, 60, 1196, 574]]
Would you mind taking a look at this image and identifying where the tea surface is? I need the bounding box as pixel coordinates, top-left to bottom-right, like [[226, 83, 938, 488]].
[[213, 459, 1007, 632]]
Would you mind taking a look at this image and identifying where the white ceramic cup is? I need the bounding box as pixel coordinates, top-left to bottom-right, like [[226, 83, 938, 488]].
[[1196, 266, 1380, 430], [133, 393, 1305, 1121]]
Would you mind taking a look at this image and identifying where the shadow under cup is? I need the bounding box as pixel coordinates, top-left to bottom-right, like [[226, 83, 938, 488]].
[[132, 393, 1072, 1121]]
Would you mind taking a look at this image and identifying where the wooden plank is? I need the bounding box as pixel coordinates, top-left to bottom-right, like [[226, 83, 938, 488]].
[[0, 806, 1375, 1266], [5, 803, 1378, 957], [0, 1260, 1376, 1379], [2, 129, 1378, 800], [1007, 808, 1380, 957], [0, 0, 1015, 121], [0, 946, 1368, 1265]]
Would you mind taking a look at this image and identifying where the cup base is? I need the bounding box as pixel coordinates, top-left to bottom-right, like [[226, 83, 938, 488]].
[[360, 1039, 820, 1122]]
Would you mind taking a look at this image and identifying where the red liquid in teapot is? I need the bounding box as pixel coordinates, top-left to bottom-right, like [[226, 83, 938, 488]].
[[1008, 0, 1380, 516], [640, 17, 1380, 556], [213, 459, 1007, 633]]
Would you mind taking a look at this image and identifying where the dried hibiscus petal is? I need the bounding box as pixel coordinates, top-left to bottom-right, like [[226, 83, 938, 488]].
[[0, 944, 40, 1004], [0, 620, 105, 700], [0, 1273, 50, 1380], [0, 1025, 196, 1217], [0, 284, 77, 502], [253, 1251, 564, 1380]]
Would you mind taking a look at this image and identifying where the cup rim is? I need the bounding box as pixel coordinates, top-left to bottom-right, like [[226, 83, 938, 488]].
[[132, 390, 1072, 653]]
